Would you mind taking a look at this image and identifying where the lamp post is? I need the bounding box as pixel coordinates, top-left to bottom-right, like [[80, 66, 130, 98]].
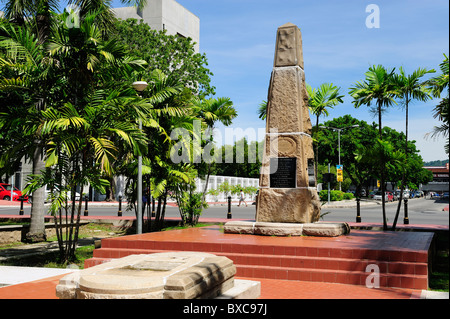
[[322, 125, 359, 191], [132, 81, 148, 234]]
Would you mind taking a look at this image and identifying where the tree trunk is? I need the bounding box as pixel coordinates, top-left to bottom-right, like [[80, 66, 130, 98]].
[[105, 176, 115, 201], [25, 145, 47, 242], [392, 95, 409, 230], [314, 115, 320, 178], [378, 102, 388, 230], [159, 191, 168, 230], [201, 163, 212, 204]]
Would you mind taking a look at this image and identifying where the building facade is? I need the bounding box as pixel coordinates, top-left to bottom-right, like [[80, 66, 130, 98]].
[[112, 0, 200, 52], [422, 163, 449, 193]]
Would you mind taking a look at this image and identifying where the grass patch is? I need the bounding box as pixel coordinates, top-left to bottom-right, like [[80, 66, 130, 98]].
[[0, 221, 29, 226], [0, 242, 26, 250], [430, 249, 449, 292], [43, 245, 95, 269], [0, 245, 95, 269]]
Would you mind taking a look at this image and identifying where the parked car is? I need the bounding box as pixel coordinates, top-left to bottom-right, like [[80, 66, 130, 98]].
[[442, 192, 449, 200], [415, 190, 424, 198], [395, 190, 410, 199], [430, 192, 441, 199], [391, 191, 399, 201], [373, 191, 393, 202], [0, 183, 28, 201], [386, 192, 394, 202]]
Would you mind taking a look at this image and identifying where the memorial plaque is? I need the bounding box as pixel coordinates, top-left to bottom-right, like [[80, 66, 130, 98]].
[[270, 157, 296, 188]]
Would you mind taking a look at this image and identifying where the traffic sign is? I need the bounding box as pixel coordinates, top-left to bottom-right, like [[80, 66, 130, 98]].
[[336, 165, 343, 182]]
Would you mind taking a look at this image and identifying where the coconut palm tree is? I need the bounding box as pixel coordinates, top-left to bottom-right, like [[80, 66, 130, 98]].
[[257, 100, 267, 120], [349, 65, 398, 230], [15, 8, 146, 261], [0, 18, 61, 242], [307, 83, 344, 176], [427, 54, 449, 154], [191, 96, 237, 202], [391, 66, 434, 230], [0, 0, 147, 242]]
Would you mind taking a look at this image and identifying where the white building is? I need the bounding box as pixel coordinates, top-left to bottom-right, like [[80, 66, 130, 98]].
[[112, 0, 200, 52]]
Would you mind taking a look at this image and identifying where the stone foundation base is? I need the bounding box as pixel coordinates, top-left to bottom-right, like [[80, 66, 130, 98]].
[[56, 252, 260, 299], [223, 221, 350, 237], [256, 188, 321, 224]]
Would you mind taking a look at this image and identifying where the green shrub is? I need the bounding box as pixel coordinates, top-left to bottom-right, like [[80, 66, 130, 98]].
[[319, 190, 346, 201], [343, 192, 355, 200], [319, 190, 328, 201]]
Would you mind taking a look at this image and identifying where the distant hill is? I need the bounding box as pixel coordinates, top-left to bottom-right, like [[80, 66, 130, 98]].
[[424, 159, 449, 166]]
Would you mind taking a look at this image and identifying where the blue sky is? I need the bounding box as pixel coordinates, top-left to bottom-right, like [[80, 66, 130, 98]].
[[118, 1, 447, 161]]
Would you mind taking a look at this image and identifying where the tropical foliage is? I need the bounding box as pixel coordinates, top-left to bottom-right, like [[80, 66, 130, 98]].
[[112, 18, 215, 98], [0, 0, 236, 262], [255, 62, 439, 231], [307, 83, 344, 176], [390, 66, 434, 229], [427, 54, 449, 154]]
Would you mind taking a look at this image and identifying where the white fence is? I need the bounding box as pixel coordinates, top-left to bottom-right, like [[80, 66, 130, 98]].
[[195, 175, 259, 202], [113, 174, 259, 203]]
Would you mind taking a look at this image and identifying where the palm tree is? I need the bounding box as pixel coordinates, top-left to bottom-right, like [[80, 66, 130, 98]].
[[191, 96, 237, 203], [0, 0, 147, 242], [427, 54, 449, 154], [15, 7, 147, 261], [0, 18, 60, 242], [125, 70, 192, 230], [391, 66, 434, 230], [37, 88, 148, 262], [257, 100, 267, 120], [307, 83, 344, 177], [349, 65, 398, 230]]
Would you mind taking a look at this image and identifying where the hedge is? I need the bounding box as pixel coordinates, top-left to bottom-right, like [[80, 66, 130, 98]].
[[319, 190, 354, 201]]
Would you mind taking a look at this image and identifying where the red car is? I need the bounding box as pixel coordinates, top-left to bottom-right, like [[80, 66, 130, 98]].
[[0, 183, 28, 201], [386, 192, 394, 202]]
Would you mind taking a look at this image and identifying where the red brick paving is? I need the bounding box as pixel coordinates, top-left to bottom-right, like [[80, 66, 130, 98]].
[[0, 212, 442, 299], [86, 225, 433, 290], [0, 274, 420, 299]]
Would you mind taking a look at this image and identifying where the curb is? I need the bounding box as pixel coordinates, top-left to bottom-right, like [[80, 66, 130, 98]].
[[420, 290, 449, 299]]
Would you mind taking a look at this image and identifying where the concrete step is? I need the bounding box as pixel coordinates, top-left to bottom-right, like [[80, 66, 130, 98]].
[[98, 236, 429, 263], [91, 247, 428, 275], [84, 226, 432, 290], [86, 246, 429, 290]]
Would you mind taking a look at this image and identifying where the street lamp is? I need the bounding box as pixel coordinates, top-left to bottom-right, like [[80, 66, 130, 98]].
[[321, 124, 359, 190], [132, 81, 148, 234]]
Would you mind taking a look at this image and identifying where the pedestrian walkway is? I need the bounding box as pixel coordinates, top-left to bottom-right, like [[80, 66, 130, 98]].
[[0, 271, 430, 299], [0, 266, 76, 287], [0, 266, 447, 299]]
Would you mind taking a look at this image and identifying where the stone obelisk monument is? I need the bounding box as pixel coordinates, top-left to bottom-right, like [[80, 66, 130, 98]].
[[224, 23, 349, 237], [255, 22, 320, 224]]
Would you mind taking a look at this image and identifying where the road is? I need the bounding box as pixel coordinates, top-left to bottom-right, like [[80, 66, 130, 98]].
[[320, 197, 449, 226], [1, 197, 448, 226]]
